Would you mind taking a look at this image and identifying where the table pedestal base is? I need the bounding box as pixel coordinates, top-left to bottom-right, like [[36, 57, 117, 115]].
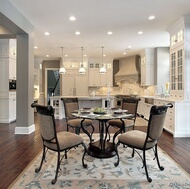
[[87, 140, 116, 158]]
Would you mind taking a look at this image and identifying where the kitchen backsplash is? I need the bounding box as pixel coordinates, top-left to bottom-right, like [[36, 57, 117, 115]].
[[89, 81, 156, 96]]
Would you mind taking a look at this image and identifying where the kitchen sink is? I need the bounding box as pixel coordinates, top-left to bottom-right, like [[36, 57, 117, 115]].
[[145, 97, 154, 105]]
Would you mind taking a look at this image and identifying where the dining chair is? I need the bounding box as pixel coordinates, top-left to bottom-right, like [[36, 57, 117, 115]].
[[107, 97, 141, 143], [114, 103, 173, 182], [31, 103, 87, 185], [62, 97, 94, 142]]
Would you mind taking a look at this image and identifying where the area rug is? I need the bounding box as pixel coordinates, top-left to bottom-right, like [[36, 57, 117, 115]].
[[10, 134, 190, 189]]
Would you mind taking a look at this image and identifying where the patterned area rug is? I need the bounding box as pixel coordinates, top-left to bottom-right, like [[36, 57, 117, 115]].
[[10, 134, 190, 189]]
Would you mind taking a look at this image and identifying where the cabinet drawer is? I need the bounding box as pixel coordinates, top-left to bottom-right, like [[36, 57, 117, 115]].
[[164, 120, 175, 132], [165, 115, 175, 125]]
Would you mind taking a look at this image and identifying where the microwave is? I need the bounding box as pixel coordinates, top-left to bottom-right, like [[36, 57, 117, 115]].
[[9, 80, 16, 90]]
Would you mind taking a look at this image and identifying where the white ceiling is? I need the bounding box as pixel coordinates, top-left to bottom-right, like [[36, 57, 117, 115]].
[[9, 0, 190, 61]]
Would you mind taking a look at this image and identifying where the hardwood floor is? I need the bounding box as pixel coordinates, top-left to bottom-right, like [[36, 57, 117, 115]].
[[0, 115, 189, 189]]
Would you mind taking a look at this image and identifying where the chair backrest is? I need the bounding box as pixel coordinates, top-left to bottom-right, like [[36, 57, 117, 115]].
[[62, 98, 79, 119], [31, 103, 57, 141], [147, 103, 173, 142], [122, 97, 141, 119]]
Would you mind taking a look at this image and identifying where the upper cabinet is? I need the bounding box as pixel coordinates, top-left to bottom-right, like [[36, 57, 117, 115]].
[[88, 62, 113, 87], [61, 68, 88, 96], [0, 39, 16, 81], [140, 48, 155, 86], [168, 15, 190, 100]]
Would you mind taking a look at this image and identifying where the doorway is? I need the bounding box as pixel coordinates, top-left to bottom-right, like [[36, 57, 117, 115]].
[[45, 68, 60, 105]]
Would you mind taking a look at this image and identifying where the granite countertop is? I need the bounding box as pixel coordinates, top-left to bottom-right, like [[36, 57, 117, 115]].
[[141, 96, 185, 102], [50, 95, 115, 100]]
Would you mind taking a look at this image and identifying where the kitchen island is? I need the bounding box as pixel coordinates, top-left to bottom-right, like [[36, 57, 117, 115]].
[[138, 96, 190, 137], [50, 96, 115, 119]]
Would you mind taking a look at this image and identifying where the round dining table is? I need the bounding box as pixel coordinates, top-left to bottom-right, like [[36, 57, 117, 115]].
[[72, 109, 133, 159]]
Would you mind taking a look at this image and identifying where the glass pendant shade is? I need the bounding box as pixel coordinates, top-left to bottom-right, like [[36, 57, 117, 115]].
[[59, 67, 66, 74], [79, 47, 86, 74], [79, 66, 86, 74], [59, 47, 66, 74], [99, 66, 107, 74]]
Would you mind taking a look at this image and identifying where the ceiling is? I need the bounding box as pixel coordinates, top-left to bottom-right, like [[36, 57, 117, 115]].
[[9, 0, 190, 61]]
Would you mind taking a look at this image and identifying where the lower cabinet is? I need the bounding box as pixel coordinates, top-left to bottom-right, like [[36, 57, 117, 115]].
[[138, 97, 190, 137], [0, 92, 16, 123], [154, 99, 190, 137]]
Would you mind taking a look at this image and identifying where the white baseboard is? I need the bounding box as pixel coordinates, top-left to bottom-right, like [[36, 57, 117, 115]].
[[15, 124, 35, 134]]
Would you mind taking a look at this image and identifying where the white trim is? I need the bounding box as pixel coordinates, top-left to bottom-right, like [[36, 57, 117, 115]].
[[15, 124, 35, 134]]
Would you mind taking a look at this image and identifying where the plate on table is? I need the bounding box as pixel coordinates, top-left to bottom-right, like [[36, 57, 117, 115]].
[[81, 110, 91, 115], [114, 110, 127, 114]]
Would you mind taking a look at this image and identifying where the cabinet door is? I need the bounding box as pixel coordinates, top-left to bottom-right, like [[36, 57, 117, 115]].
[[0, 58, 9, 93], [75, 74, 88, 96], [9, 58, 16, 80], [62, 74, 75, 96], [100, 69, 113, 86], [170, 46, 184, 99], [88, 68, 101, 86]]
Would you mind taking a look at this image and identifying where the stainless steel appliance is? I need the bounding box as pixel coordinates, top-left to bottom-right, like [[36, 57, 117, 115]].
[[9, 80, 16, 90]]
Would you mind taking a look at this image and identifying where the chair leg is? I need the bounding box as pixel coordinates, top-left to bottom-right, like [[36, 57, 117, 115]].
[[81, 142, 88, 168], [35, 145, 46, 173], [143, 150, 152, 182], [114, 142, 120, 167], [155, 144, 164, 171], [51, 151, 61, 185]]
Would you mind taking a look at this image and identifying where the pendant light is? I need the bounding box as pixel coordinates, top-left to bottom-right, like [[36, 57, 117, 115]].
[[79, 47, 86, 74], [99, 46, 107, 74], [59, 47, 66, 74]]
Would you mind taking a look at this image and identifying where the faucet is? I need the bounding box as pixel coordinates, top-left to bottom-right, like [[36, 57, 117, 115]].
[[160, 86, 164, 98]]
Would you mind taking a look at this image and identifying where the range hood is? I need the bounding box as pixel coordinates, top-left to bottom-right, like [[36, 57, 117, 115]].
[[114, 55, 140, 83]]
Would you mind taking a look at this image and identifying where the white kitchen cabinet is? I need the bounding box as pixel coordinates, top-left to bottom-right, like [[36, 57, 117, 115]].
[[9, 57, 16, 80], [168, 16, 190, 100], [88, 63, 113, 87], [140, 48, 155, 86], [88, 68, 101, 86], [0, 58, 9, 96], [0, 92, 16, 123], [0, 39, 16, 59], [170, 46, 184, 99], [153, 98, 190, 137], [9, 92, 16, 122], [79, 99, 102, 109], [61, 69, 88, 96]]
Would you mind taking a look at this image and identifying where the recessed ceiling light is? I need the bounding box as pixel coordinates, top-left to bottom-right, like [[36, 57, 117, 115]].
[[123, 52, 126, 55], [46, 55, 49, 57], [84, 54, 87, 57], [103, 54, 106, 57], [75, 31, 80, 35], [127, 45, 132, 49], [69, 16, 76, 21], [148, 15, 155, 20], [107, 31, 113, 35], [34, 46, 38, 49], [138, 31, 143, 35], [65, 54, 68, 57], [44, 32, 50, 36]]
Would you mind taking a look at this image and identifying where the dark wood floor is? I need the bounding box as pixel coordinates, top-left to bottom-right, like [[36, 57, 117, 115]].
[[0, 114, 190, 189]]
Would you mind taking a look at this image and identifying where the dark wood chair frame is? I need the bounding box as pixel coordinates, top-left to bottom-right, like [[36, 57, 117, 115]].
[[114, 103, 173, 182], [62, 97, 95, 142], [31, 103, 87, 185], [107, 97, 141, 143]]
